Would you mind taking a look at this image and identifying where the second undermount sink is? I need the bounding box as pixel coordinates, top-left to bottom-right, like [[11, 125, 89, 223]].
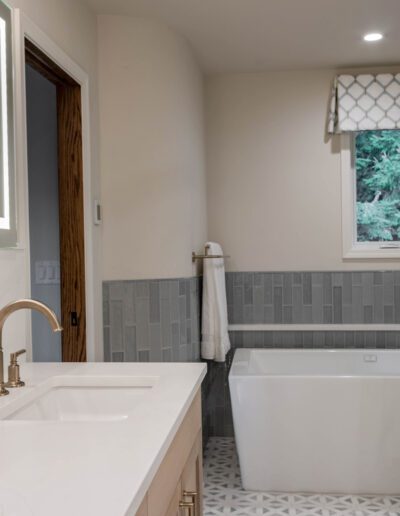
[[3, 376, 157, 422]]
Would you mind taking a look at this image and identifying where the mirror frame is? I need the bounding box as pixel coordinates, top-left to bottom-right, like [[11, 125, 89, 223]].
[[0, 0, 16, 247]]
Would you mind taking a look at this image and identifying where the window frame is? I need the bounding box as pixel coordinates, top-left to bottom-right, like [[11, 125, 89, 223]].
[[341, 132, 400, 259], [0, 0, 16, 248]]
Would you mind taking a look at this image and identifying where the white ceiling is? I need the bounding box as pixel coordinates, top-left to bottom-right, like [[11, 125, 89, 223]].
[[85, 0, 400, 73]]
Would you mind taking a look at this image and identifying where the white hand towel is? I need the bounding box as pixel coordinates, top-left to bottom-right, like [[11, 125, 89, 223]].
[[201, 242, 231, 362]]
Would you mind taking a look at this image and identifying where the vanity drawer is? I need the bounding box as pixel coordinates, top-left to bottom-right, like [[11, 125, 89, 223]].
[[136, 496, 148, 516]]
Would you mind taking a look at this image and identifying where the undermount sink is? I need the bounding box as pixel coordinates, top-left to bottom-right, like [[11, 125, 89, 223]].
[[4, 376, 157, 422]]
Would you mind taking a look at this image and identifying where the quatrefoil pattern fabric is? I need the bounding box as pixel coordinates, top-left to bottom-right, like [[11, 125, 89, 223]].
[[328, 73, 400, 133]]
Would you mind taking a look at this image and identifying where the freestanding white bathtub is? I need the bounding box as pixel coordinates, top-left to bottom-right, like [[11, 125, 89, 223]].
[[229, 348, 400, 494]]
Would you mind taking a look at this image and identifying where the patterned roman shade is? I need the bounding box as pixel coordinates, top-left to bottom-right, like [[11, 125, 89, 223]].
[[328, 73, 400, 134]]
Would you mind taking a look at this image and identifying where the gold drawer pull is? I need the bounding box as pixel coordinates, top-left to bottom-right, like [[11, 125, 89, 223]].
[[183, 491, 197, 501], [179, 501, 194, 516], [183, 492, 197, 516]]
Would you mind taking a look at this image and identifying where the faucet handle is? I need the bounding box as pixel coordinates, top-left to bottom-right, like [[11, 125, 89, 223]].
[[10, 349, 26, 364], [6, 349, 26, 388]]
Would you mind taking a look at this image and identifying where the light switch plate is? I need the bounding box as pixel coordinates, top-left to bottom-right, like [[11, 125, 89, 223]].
[[35, 261, 60, 285]]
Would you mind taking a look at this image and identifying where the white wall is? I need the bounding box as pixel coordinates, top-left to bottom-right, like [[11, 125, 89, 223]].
[[206, 70, 400, 272], [0, 0, 102, 360], [98, 16, 207, 281]]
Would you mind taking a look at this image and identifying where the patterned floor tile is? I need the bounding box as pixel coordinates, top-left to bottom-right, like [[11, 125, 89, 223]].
[[203, 438, 400, 516]]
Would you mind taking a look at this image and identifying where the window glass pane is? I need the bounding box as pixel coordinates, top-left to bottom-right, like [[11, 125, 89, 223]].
[[356, 130, 400, 242]]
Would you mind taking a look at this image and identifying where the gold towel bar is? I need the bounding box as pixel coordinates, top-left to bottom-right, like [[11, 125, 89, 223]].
[[192, 245, 230, 263]]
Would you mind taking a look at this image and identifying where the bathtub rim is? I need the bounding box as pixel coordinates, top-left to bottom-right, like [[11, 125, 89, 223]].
[[229, 347, 400, 379]]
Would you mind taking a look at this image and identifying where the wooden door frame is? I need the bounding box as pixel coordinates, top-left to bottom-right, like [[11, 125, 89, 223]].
[[12, 10, 97, 361], [25, 40, 86, 362]]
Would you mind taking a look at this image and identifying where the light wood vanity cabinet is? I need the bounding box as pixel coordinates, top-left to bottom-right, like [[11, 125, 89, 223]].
[[136, 391, 203, 516]]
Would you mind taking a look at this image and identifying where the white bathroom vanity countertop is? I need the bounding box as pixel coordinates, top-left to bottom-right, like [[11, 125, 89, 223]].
[[0, 361, 207, 516]]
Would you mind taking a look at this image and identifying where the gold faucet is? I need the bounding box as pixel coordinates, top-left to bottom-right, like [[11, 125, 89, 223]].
[[0, 299, 63, 396]]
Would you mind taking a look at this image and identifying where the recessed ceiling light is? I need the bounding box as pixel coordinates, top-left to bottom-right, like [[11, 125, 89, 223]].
[[363, 32, 384, 42]]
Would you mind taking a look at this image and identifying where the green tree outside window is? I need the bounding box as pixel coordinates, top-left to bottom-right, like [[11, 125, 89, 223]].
[[356, 130, 400, 242]]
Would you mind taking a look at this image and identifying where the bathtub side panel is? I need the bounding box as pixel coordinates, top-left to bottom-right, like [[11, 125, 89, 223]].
[[229, 376, 400, 494]]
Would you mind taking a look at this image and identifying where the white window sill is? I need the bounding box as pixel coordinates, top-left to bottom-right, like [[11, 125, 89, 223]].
[[343, 244, 400, 260]]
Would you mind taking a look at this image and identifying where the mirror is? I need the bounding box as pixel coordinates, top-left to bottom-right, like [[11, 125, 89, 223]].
[[0, 0, 16, 247]]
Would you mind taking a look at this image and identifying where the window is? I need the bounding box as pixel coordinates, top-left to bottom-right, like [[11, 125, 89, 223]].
[[0, 0, 16, 248], [342, 130, 400, 258]]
